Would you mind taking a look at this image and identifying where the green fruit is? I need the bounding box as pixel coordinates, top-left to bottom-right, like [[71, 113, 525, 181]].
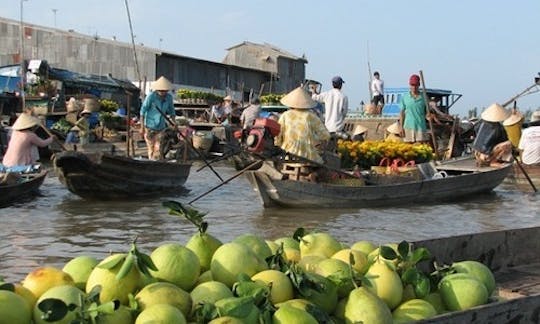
[[196, 270, 213, 285], [392, 298, 437, 323], [62, 255, 99, 290], [274, 237, 300, 250], [252, 270, 294, 304], [0, 290, 32, 324], [298, 255, 327, 273], [208, 316, 244, 323], [438, 273, 489, 311], [135, 282, 192, 318], [23, 266, 75, 300], [96, 305, 133, 324], [86, 253, 141, 305], [33, 285, 85, 324], [314, 258, 355, 298], [299, 233, 342, 258], [331, 248, 369, 275], [190, 281, 233, 310], [135, 303, 186, 324], [273, 304, 318, 324], [150, 243, 200, 291], [299, 272, 338, 314], [422, 292, 446, 314], [233, 234, 273, 260], [266, 240, 280, 254], [350, 240, 376, 255], [452, 260, 496, 295], [186, 232, 223, 272], [210, 242, 268, 288], [345, 287, 393, 324], [365, 260, 403, 310]]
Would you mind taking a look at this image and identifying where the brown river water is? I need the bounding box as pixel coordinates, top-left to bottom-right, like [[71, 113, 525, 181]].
[[1, 161, 538, 283]]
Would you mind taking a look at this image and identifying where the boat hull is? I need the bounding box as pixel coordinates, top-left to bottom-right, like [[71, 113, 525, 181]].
[[54, 151, 191, 199], [246, 160, 512, 208], [0, 170, 47, 207]]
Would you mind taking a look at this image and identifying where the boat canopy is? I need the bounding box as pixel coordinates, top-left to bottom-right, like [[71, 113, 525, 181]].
[[381, 87, 462, 115]]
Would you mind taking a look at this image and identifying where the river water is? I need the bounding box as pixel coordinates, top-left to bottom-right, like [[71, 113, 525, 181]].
[[1, 161, 538, 283]]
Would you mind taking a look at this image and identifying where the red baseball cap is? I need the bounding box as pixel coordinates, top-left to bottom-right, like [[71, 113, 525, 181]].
[[409, 74, 420, 86]]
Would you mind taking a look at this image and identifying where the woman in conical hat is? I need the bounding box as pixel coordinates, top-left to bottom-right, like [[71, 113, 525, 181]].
[[139, 76, 176, 160], [351, 124, 368, 142], [472, 103, 513, 167], [275, 87, 330, 163], [385, 122, 403, 142], [503, 109, 524, 148], [2, 113, 54, 167]]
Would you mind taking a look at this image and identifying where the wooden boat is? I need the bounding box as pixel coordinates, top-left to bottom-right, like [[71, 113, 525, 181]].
[[413, 226, 540, 323], [0, 170, 47, 207], [245, 157, 512, 208], [53, 151, 191, 199]]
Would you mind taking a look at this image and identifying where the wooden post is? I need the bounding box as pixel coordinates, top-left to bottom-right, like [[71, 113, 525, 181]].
[[419, 70, 439, 158]]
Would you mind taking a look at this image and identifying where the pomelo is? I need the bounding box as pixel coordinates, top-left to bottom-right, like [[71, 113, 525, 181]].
[[297, 272, 338, 314], [297, 255, 327, 273], [14, 283, 37, 310], [33, 285, 85, 324], [196, 270, 214, 285], [392, 298, 437, 323], [0, 290, 32, 324], [266, 240, 280, 254], [274, 237, 300, 250], [86, 253, 141, 305], [135, 282, 192, 318], [299, 233, 341, 258], [452, 260, 496, 295], [422, 292, 446, 314], [96, 305, 133, 324], [365, 260, 403, 309], [232, 233, 273, 261], [22, 266, 74, 300], [314, 258, 355, 298], [149, 243, 200, 291], [345, 287, 393, 324], [135, 303, 186, 324], [401, 284, 416, 303], [190, 281, 233, 310], [62, 255, 99, 290], [273, 304, 318, 324], [438, 273, 488, 311], [275, 298, 313, 311], [251, 269, 294, 304], [283, 247, 301, 263], [331, 248, 369, 275], [351, 240, 376, 255], [210, 242, 268, 288], [208, 316, 244, 324], [186, 232, 222, 272]]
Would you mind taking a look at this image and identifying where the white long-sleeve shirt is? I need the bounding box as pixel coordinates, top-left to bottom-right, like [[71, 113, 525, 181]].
[[312, 88, 348, 132], [371, 78, 384, 97]]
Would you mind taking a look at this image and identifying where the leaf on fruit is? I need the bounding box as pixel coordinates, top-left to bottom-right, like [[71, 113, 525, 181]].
[[0, 282, 15, 292], [37, 298, 70, 322], [380, 245, 398, 260], [398, 240, 410, 258], [292, 227, 306, 241], [97, 254, 126, 270], [410, 247, 431, 264]]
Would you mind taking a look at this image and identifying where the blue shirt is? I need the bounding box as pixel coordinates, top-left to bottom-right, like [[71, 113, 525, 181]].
[[140, 91, 175, 131], [400, 92, 427, 131]]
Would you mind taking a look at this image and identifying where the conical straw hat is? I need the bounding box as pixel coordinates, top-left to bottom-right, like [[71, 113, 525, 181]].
[[502, 112, 523, 126], [223, 95, 232, 101], [481, 103, 510, 122], [12, 113, 41, 130], [66, 98, 80, 112], [152, 76, 173, 91], [353, 124, 368, 135], [280, 87, 317, 109], [83, 98, 100, 112], [386, 122, 401, 135]]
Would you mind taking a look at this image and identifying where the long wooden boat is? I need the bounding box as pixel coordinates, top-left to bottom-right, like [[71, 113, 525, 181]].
[[53, 151, 191, 199], [0, 170, 47, 207], [413, 226, 540, 323], [245, 157, 512, 208]]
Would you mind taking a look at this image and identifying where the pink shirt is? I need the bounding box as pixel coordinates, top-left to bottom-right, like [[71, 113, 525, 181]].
[[2, 130, 53, 167]]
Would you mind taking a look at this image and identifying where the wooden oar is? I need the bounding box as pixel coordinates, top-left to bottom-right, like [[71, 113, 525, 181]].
[[512, 152, 538, 192], [419, 70, 439, 158], [38, 124, 68, 151], [188, 160, 262, 205]]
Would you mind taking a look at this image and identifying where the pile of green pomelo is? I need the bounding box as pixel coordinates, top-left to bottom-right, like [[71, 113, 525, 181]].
[[0, 203, 499, 324]]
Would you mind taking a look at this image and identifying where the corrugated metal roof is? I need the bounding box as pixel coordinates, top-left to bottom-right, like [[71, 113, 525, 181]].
[[226, 41, 307, 62]]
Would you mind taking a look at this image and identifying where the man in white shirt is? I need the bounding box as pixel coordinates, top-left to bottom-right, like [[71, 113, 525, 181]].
[[311, 76, 349, 133], [518, 111, 540, 165], [371, 71, 384, 111]]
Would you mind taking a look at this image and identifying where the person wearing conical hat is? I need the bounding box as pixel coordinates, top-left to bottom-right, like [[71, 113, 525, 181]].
[[65, 108, 93, 145], [2, 113, 54, 167], [275, 87, 331, 163], [502, 109, 523, 148], [472, 103, 513, 167], [351, 124, 367, 142], [384, 122, 404, 143], [139, 76, 176, 160]]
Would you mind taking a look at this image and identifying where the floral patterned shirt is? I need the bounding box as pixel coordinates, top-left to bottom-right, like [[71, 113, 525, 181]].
[[274, 109, 330, 163]]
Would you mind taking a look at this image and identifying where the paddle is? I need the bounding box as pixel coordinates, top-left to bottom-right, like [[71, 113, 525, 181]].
[[419, 70, 439, 158], [149, 105, 224, 182], [38, 124, 68, 152], [512, 152, 538, 192]]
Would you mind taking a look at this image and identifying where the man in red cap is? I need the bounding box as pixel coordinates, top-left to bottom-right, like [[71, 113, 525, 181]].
[[399, 74, 431, 143]]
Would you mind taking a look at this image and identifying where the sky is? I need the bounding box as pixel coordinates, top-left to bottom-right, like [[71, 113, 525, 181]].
[[1, 0, 540, 117]]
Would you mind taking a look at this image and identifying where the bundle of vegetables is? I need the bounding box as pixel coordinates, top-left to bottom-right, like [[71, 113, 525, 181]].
[[260, 93, 285, 105], [176, 89, 223, 103], [99, 99, 120, 113], [50, 118, 72, 135], [337, 140, 434, 169], [99, 112, 124, 130]]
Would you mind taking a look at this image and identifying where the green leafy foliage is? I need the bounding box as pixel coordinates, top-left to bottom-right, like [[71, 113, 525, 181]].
[[99, 99, 120, 113], [260, 93, 285, 105], [163, 200, 209, 234]]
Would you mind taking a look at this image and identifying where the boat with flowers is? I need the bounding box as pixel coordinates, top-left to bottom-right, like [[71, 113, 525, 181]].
[[245, 140, 512, 208]]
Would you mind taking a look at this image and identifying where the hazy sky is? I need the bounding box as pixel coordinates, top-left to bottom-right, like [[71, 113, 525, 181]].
[[2, 0, 539, 116]]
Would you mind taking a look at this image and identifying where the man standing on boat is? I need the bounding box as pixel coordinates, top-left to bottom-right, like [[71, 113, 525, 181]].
[[399, 74, 431, 143], [311, 76, 349, 134], [140, 76, 176, 160], [371, 71, 384, 113]]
